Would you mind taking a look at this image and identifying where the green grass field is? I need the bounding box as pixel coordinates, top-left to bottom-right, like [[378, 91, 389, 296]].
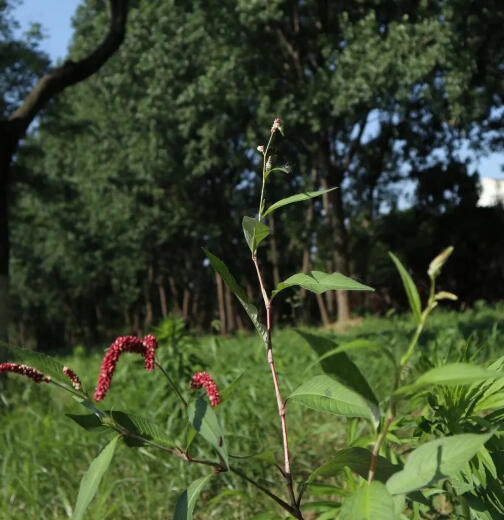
[[1, 302, 503, 519]]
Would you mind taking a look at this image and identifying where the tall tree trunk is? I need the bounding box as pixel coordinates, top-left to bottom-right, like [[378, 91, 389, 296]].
[[316, 294, 330, 327], [215, 273, 226, 335], [168, 276, 182, 314], [318, 138, 351, 323], [182, 288, 190, 319], [144, 265, 154, 329], [158, 282, 168, 318], [224, 284, 235, 332]]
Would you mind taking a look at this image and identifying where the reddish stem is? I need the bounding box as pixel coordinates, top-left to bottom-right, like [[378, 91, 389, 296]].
[[252, 255, 302, 518]]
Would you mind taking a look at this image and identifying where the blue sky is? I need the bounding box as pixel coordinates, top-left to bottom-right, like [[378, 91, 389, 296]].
[[11, 1, 503, 179], [13, 0, 81, 63]]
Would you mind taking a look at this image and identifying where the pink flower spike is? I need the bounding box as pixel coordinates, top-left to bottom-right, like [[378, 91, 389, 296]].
[[257, 145, 265, 153], [142, 334, 158, 371], [271, 117, 283, 134], [0, 362, 51, 384], [63, 366, 82, 392], [93, 334, 158, 402], [190, 371, 221, 407]]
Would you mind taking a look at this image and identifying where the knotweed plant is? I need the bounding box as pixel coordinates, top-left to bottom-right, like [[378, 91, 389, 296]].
[[2, 119, 504, 520]]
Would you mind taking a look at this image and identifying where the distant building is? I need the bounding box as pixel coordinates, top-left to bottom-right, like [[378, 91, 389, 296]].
[[478, 177, 504, 206]]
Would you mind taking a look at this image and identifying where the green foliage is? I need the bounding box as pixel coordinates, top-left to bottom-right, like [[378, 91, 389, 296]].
[[72, 436, 119, 520], [339, 481, 398, 520], [287, 374, 379, 424], [242, 217, 270, 255], [272, 271, 373, 299], [262, 189, 336, 218], [187, 398, 228, 468], [173, 474, 214, 520], [386, 433, 493, 495]]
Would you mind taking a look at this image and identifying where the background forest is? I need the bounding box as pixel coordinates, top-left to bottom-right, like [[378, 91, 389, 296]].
[[3, 0, 504, 349]]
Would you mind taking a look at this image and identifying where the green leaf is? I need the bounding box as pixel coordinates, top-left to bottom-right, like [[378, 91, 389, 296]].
[[395, 363, 502, 396], [110, 410, 173, 447], [287, 375, 379, 424], [173, 474, 213, 520], [272, 271, 373, 299], [303, 336, 396, 374], [203, 249, 267, 347], [66, 413, 108, 433], [339, 481, 398, 520], [72, 435, 119, 520], [386, 432, 493, 495], [242, 216, 270, 254], [389, 252, 422, 324], [187, 397, 228, 467], [262, 188, 336, 217], [296, 331, 378, 405], [0, 341, 84, 390], [307, 447, 400, 484]]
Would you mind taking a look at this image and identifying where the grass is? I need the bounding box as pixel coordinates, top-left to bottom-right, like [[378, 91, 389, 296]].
[[1, 302, 503, 519]]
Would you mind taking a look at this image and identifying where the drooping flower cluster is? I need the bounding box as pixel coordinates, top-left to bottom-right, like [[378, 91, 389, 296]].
[[190, 371, 221, 407], [0, 363, 51, 383], [93, 334, 158, 402], [63, 366, 82, 392], [271, 117, 283, 134]]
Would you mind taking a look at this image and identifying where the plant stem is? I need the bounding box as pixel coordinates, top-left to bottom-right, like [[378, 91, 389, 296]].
[[258, 132, 274, 221], [367, 410, 394, 483], [231, 467, 300, 518], [155, 360, 187, 407], [252, 254, 302, 518]]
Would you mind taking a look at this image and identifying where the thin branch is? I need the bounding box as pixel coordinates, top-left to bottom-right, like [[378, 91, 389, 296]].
[[155, 360, 187, 407], [8, 0, 128, 138]]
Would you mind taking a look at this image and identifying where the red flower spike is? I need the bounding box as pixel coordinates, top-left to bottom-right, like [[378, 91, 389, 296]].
[[0, 362, 51, 383], [190, 371, 221, 408], [63, 366, 82, 392], [93, 334, 158, 402]]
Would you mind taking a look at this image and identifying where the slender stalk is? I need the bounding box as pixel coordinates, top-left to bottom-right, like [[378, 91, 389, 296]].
[[367, 411, 394, 483], [369, 279, 438, 482], [116, 419, 299, 517], [231, 467, 300, 517], [252, 254, 302, 518], [155, 360, 187, 407], [258, 132, 274, 221]]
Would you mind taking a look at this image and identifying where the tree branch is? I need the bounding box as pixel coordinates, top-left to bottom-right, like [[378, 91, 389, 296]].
[[8, 0, 128, 139]]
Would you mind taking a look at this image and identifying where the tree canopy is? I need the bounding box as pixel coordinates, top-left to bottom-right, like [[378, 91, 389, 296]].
[[8, 0, 504, 347]]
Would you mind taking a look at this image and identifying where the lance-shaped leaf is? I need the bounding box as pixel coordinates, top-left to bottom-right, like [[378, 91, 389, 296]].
[[395, 363, 503, 397], [307, 447, 400, 484], [66, 413, 109, 434], [203, 248, 267, 346], [242, 216, 270, 254], [303, 336, 396, 374], [173, 474, 214, 520], [389, 252, 421, 324], [272, 271, 373, 299], [339, 481, 398, 520], [0, 341, 84, 390], [72, 435, 119, 520], [287, 375, 379, 425], [187, 397, 228, 467], [386, 432, 493, 495], [110, 410, 174, 447], [262, 188, 336, 217], [296, 331, 378, 405]]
